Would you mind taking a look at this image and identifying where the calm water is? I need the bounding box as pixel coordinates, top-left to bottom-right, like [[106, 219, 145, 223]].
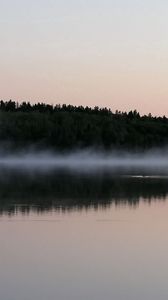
[[0, 170, 168, 300]]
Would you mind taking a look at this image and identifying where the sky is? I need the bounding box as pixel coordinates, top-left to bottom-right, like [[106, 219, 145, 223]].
[[0, 0, 168, 115]]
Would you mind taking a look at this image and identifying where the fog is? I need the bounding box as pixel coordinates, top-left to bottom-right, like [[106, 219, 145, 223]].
[[0, 149, 168, 174]]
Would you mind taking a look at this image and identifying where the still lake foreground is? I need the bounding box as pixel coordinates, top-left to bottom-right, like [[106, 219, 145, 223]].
[[0, 170, 168, 300]]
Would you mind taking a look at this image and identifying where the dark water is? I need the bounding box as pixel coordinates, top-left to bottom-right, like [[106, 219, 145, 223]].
[[1, 170, 168, 300]]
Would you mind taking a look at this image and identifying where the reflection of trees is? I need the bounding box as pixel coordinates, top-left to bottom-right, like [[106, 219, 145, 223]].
[[0, 171, 167, 215]]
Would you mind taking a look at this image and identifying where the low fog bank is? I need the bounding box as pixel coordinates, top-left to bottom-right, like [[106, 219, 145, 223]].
[[0, 149, 168, 174]]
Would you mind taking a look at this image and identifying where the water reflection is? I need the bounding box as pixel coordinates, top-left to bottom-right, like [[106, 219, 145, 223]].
[[0, 170, 168, 215]]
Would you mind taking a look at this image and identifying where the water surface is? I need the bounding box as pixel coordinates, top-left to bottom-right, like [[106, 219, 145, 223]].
[[0, 171, 168, 300]]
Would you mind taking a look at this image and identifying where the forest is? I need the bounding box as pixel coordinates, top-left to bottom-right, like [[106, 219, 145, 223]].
[[0, 100, 168, 150]]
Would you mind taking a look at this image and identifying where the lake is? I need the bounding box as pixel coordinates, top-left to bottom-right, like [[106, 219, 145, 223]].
[[0, 170, 168, 300]]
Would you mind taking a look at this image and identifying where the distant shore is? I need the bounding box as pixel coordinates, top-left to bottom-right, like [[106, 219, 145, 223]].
[[0, 100, 167, 150]]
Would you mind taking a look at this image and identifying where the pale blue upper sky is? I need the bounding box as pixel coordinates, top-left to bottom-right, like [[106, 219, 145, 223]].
[[1, 0, 168, 115]]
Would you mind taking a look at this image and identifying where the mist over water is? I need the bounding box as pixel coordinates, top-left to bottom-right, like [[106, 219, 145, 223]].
[[0, 149, 168, 174], [1, 150, 168, 300]]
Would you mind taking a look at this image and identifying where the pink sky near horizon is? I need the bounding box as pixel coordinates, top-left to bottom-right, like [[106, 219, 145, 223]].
[[1, 0, 168, 116]]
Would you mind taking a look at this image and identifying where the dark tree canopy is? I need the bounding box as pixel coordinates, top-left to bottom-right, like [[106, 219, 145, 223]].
[[0, 100, 167, 150]]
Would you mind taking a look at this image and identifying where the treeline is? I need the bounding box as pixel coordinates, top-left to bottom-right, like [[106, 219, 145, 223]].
[[0, 100, 168, 149]]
